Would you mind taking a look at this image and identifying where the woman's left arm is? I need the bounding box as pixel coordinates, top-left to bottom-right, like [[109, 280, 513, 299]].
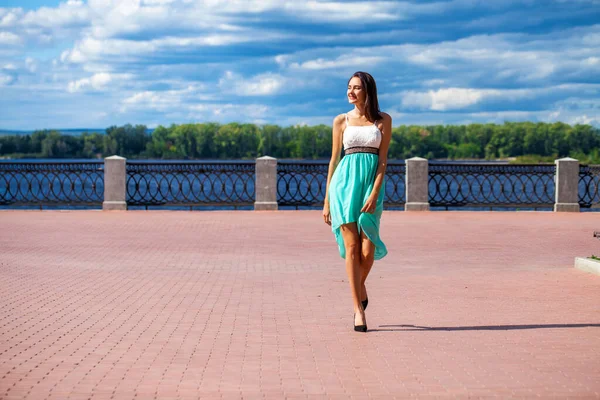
[[361, 113, 392, 214]]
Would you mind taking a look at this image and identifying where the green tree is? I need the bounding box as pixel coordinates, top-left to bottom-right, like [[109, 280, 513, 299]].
[[195, 123, 219, 158], [105, 124, 149, 158], [258, 124, 280, 157], [238, 124, 260, 158], [81, 132, 104, 158]]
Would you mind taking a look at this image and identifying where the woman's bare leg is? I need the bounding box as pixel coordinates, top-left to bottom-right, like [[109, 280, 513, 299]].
[[360, 230, 375, 303], [339, 223, 365, 326]]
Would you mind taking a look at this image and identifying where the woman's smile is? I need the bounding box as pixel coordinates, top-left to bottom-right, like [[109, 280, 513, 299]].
[[347, 77, 364, 103]]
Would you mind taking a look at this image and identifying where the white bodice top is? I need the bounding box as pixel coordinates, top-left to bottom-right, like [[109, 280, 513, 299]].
[[342, 113, 382, 150]]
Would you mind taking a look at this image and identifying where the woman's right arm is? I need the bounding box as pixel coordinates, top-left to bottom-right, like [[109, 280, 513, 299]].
[[323, 114, 345, 225]]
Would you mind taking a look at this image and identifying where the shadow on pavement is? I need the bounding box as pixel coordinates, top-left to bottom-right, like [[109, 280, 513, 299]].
[[372, 323, 600, 332]]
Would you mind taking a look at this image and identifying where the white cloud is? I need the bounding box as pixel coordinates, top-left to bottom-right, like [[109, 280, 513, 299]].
[[0, 31, 21, 45], [78, 0, 401, 44], [0, 73, 15, 86], [273, 25, 598, 87], [120, 84, 211, 112], [51, 0, 414, 68], [175, 0, 404, 22], [1, 0, 600, 129], [292, 55, 386, 70], [570, 114, 600, 125], [157, 34, 264, 47], [546, 97, 600, 126], [282, 1, 401, 22], [60, 30, 283, 64], [0, 9, 20, 28], [25, 57, 37, 73], [60, 37, 154, 63], [0, 2, 88, 50], [189, 103, 270, 121], [402, 88, 500, 111], [0, 63, 17, 85], [122, 90, 169, 111], [554, 0, 600, 4], [119, 82, 271, 122], [20, 1, 89, 29], [553, 97, 600, 111], [384, 108, 600, 128], [218, 71, 286, 96], [67, 72, 112, 93], [583, 57, 600, 66], [421, 79, 446, 87], [142, 0, 177, 4], [395, 27, 600, 83], [581, 31, 600, 46], [398, 85, 600, 111], [276, 49, 388, 78]]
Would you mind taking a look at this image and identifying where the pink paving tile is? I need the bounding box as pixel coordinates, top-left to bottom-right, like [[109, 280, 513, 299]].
[[0, 210, 599, 399]]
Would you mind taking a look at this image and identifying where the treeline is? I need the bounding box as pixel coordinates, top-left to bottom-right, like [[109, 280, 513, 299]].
[[0, 121, 599, 163]]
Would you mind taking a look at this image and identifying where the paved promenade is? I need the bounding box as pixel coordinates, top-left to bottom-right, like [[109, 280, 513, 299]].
[[0, 210, 599, 399]]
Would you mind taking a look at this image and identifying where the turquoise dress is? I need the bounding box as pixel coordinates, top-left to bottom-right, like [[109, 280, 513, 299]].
[[328, 115, 388, 260]]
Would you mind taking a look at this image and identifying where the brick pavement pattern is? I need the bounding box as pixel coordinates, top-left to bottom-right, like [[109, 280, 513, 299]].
[[0, 210, 599, 399]]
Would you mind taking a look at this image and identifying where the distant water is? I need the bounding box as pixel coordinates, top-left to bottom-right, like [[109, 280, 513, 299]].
[[0, 128, 155, 136]]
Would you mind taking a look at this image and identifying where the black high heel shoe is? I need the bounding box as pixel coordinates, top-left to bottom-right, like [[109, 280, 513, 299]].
[[353, 312, 367, 332], [361, 297, 369, 311]]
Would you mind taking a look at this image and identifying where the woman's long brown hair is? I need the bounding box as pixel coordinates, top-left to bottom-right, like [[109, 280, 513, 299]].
[[349, 71, 382, 123]]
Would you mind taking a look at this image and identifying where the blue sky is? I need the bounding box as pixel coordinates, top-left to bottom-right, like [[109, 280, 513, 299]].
[[0, 0, 599, 130]]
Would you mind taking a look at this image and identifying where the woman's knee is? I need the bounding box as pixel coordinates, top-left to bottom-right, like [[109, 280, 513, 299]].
[[361, 248, 374, 265], [360, 238, 375, 265], [344, 241, 361, 260]]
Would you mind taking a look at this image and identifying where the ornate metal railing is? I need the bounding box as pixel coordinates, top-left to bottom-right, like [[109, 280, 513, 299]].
[[0, 160, 104, 207], [384, 162, 406, 206], [579, 164, 600, 208], [2, 160, 597, 210], [126, 161, 255, 208], [277, 160, 406, 208], [277, 161, 327, 207], [428, 163, 556, 209]]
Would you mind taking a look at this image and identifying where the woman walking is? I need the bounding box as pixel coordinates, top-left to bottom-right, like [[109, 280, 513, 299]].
[[323, 71, 391, 332]]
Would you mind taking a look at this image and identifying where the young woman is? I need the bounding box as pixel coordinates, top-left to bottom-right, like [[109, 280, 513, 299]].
[[323, 71, 391, 333]]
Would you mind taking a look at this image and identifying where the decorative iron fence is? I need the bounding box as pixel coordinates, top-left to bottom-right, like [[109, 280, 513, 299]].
[[384, 162, 406, 206], [1, 159, 598, 210], [579, 165, 600, 208], [0, 160, 104, 208], [277, 161, 328, 207], [126, 161, 255, 209], [428, 163, 556, 209], [277, 160, 406, 208]]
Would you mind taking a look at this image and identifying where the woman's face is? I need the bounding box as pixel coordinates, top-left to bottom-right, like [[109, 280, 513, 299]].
[[347, 76, 365, 105]]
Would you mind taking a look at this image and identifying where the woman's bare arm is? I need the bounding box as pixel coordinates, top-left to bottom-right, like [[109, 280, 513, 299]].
[[369, 112, 392, 201], [323, 114, 345, 224]]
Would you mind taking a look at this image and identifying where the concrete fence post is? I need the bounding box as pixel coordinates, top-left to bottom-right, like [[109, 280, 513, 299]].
[[103, 155, 127, 211], [405, 157, 430, 211], [255, 156, 278, 211], [554, 157, 580, 212]]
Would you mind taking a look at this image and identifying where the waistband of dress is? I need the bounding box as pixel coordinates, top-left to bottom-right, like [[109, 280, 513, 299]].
[[344, 146, 379, 155]]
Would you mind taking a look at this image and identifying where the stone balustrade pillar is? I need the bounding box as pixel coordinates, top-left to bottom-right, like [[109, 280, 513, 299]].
[[255, 156, 278, 211], [103, 155, 127, 211], [554, 157, 580, 212], [405, 157, 430, 211]]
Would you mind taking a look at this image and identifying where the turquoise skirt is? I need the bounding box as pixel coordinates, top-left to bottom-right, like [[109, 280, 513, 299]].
[[329, 152, 388, 260]]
